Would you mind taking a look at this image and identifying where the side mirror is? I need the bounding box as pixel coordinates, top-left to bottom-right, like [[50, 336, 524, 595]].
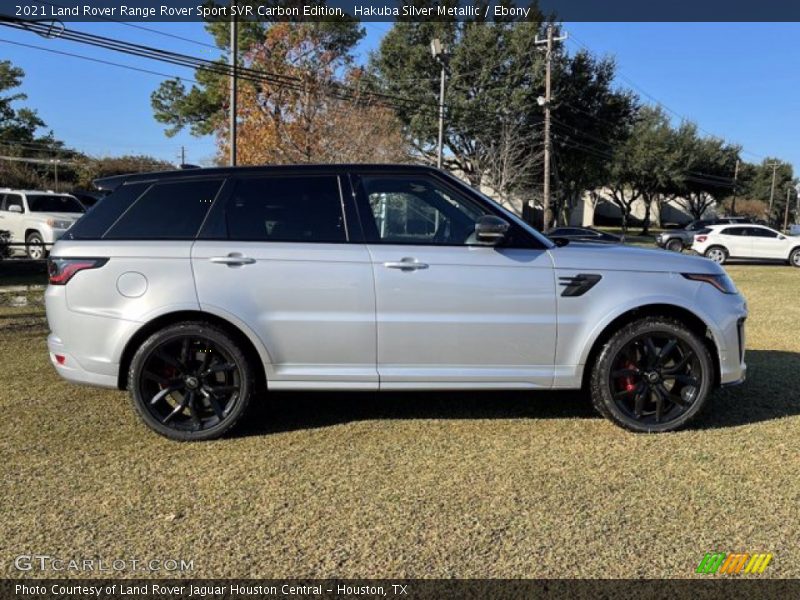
[[779, 235, 786, 240], [7, 205, 22, 214], [475, 215, 510, 244]]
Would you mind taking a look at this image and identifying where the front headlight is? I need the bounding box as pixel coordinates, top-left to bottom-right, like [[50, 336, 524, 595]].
[[46, 219, 72, 229], [682, 273, 738, 294]]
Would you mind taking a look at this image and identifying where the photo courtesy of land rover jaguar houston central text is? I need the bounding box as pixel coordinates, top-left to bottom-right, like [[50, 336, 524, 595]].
[[44, 165, 748, 440]]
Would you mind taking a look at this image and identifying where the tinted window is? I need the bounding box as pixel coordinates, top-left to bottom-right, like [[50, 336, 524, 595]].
[[749, 227, 778, 238], [721, 227, 746, 236], [226, 176, 346, 242], [360, 176, 487, 245], [27, 194, 84, 213], [105, 179, 222, 239], [65, 183, 149, 240]]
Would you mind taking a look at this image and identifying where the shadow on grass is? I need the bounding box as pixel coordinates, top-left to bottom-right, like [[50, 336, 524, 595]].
[[695, 349, 800, 430], [236, 349, 800, 437], [237, 389, 598, 437]]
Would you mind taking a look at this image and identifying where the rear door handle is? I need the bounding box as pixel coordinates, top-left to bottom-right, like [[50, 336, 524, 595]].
[[209, 253, 256, 266], [384, 257, 429, 271]]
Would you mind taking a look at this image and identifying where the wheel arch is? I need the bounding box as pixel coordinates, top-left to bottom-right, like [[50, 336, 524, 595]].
[[580, 303, 721, 390], [117, 310, 268, 392], [24, 228, 43, 241]]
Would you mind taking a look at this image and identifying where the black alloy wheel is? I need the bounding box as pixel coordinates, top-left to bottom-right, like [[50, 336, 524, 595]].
[[129, 322, 254, 441], [590, 317, 714, 432]]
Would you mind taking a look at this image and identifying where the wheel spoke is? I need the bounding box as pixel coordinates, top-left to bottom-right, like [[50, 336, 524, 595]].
[[162, 396, 189, 423], [186, 391, 202, 430], [660, 383, 689, 408], [203, 362, 236, 376], [612, 368, 639, 378], [633, 386, 646, 418], [662, 351, 693, 375], [654, 386, 663, 423], [673, 374, 699, 387], [643, 337, 658, 368], [150, 384, 182, 406], [206, 384, 239, 395], [180, 338, 191, 369], [142, 371, 170, 386], [656, 339, 678, 367]]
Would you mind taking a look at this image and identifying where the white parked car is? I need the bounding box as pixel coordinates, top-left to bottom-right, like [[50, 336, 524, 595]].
[[0, 189, 86, 259], [693, 224, 800, 267]]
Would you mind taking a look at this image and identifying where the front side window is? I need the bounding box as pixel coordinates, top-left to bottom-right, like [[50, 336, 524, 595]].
[[225, 176, 346, 243], [360, 176, 487, 245], [105, 179, 222, 239], [749, 227, 778, 238], [27, 194, 84, 213]]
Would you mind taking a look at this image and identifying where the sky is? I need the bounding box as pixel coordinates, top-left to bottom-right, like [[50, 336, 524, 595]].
[[1, 21, 798, 170]]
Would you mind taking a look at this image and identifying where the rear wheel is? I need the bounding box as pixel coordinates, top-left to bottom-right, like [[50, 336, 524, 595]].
[[26, 232, 47, 260], [590, 317, 714, 433], [790, 248, 800, 268], [704, 246, 727, 264], [128, 321, 254, 441], [666, 239, 683, 253]]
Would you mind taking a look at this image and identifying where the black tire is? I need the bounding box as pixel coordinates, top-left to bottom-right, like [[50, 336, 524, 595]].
[[704, 245, 728, 264], [128, 321, 255, 441], [25, 232, 47, 260], [590, 317, 714, 433], [789, 247, 800, 268], [666, 239, 684, 253]]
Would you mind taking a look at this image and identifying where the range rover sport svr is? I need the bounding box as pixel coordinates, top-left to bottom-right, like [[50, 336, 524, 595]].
[[45, 165, 747, 440]]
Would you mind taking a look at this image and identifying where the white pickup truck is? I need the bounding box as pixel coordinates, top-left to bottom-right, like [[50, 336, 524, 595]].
[[0, 189, 85, 259]]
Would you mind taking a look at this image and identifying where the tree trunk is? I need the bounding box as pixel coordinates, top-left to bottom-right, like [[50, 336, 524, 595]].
[[641, 194, 651, 236]]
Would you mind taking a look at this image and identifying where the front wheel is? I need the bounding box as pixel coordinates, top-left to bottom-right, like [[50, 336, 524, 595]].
[[790, 248, 800, 268], [128, 321, 255, 441], [26, 232, 47, 260], [590, 317, 714, 433]]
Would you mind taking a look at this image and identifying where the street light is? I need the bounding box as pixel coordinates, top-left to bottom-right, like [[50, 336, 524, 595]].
[[431, 38, 450, 170]]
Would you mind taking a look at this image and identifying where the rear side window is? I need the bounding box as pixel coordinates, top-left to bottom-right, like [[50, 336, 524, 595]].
[[105, 179, 222, 239], [721, 227, 745, 236], [225, 176, 346, 242], [65, 183, 149, 240]]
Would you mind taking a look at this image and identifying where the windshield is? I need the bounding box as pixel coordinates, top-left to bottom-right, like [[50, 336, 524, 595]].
[[27, 195, 85, 213]]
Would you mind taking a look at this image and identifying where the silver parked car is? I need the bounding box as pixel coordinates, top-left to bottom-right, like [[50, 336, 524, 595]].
[[0, 189, 85, 259], [45, 165, 748, 440]]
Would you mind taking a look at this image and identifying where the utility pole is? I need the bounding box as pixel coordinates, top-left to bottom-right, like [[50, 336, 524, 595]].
[[181, 146, 186, 166], [730, 158, 739, 216], [229, 1, 238, 167], [767, 161, 780, 224], [431, 38, 450, 170], [52, 159, 59, 190], [535, 25, 567, 231], [783, 186, 792, 232]]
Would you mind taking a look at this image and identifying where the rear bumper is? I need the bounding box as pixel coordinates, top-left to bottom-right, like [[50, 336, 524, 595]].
[[47, 333, 118, 388]]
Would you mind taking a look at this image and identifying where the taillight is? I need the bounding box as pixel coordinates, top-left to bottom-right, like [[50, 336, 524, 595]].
[[47, 257, 108, 285], [695, 235, 708, 243]]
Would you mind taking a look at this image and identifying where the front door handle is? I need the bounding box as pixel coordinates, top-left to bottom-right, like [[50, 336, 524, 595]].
[[209, 253, 256, 266], [384, 257, 429, 271]]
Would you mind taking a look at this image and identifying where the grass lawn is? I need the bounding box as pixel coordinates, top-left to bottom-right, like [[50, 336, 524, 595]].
[[0, 263, 798, 579]]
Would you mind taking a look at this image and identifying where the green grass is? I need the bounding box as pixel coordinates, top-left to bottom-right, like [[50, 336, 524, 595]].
[[0, 264, 798, 579]]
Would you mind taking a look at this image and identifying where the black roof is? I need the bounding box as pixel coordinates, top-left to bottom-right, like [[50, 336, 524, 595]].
[[94, 163, 441, 192]]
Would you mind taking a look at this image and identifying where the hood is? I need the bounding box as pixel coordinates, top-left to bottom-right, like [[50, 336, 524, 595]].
[[547, 242, 722, 274]]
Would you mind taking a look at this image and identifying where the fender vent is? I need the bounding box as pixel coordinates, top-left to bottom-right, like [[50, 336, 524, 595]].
[[559, 274, 602, 297]]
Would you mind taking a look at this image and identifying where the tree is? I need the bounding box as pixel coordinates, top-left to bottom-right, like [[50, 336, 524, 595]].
[[736, 158, 795, 225], [671, 127, 739, 220], [150, 14, 402, 163], [372, 14, 636, 226], [74, 155, 175, 190]]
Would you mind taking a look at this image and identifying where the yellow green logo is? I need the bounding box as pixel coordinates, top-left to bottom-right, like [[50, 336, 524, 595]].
[[697, 552, 773, 575]]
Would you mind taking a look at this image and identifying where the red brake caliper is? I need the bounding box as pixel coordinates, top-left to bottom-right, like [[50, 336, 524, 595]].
[[616, 360, 638, 392]]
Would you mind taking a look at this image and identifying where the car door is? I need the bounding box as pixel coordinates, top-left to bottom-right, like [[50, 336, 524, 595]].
[[749, 226, 786, 259], [353, 171, 557, 389], [192, 172, 377, 390], [715, 226, 750, 257]]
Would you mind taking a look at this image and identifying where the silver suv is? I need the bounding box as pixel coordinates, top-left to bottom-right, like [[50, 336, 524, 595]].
[[45, 165, 747, 440], [0, 189, 85, 259]]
